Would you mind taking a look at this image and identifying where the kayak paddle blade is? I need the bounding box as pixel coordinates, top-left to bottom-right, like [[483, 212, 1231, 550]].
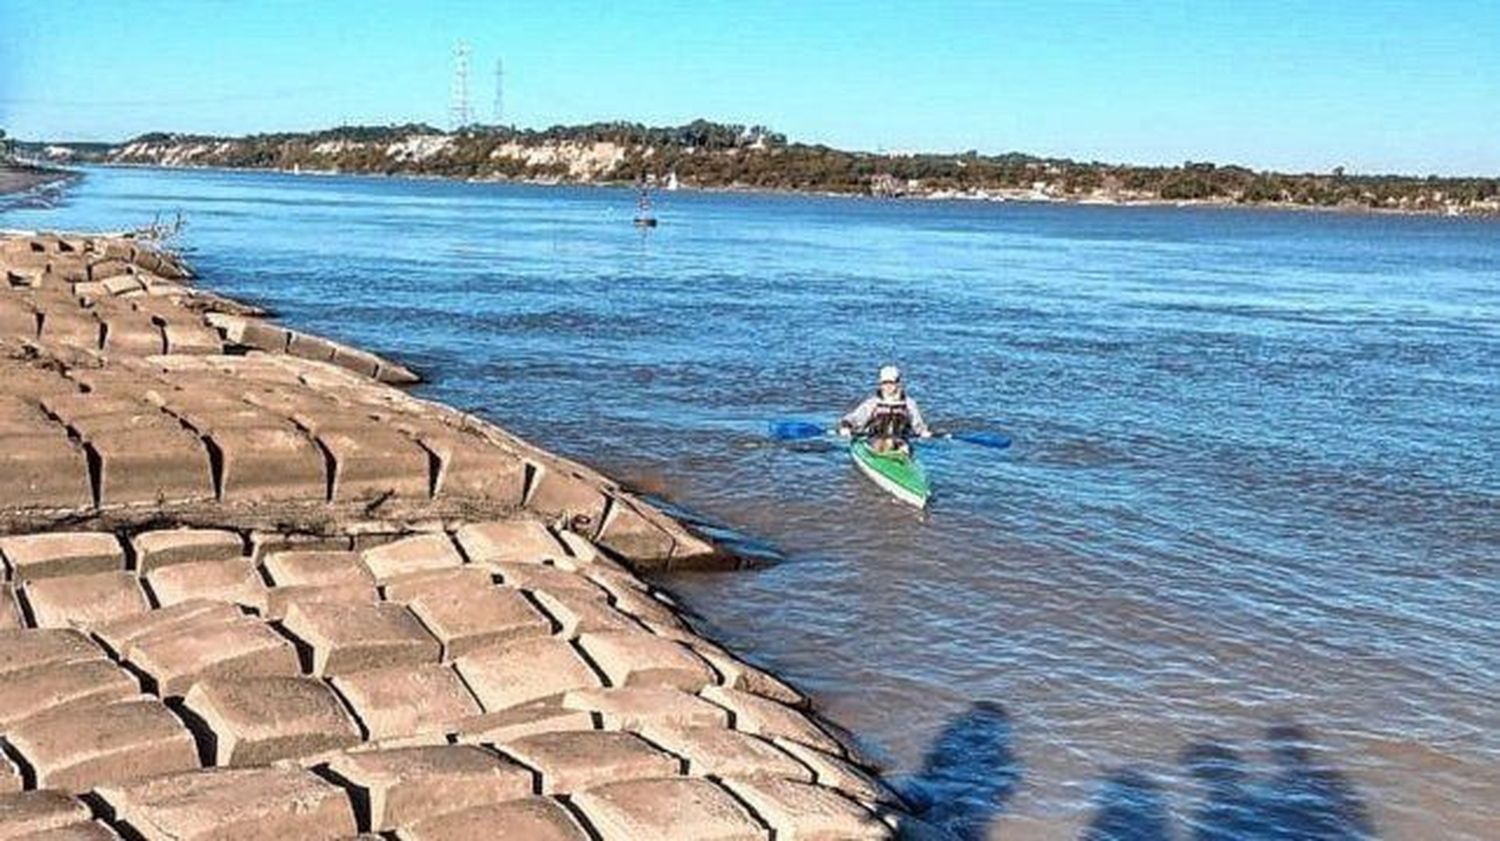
[[951, 431, 1012, 449], [769, 420, 829, 441]]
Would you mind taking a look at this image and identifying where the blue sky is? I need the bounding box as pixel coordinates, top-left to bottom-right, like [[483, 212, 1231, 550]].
[[2, 0, 1496, 175]]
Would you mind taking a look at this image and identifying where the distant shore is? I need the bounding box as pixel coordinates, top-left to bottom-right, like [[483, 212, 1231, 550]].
[[50, 121, 1491, 218], [0, 163, 76, 196], [87, 159, 1500, 222]]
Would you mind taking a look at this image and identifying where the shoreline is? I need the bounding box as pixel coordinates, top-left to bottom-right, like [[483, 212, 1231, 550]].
[[0, 223, 919, 837], [89, 160, 1500, 220], [0, 163, 78, 197]]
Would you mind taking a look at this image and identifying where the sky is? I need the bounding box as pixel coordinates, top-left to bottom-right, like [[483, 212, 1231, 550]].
[[2, 0, 1497, 175]]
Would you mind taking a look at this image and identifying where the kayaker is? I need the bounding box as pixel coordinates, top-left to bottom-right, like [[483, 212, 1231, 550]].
[[837, 365, 932, 452]]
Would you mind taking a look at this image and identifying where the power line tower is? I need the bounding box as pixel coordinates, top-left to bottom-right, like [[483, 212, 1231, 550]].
[[449, 41, 472, 130], [492, 58, 505, 126]]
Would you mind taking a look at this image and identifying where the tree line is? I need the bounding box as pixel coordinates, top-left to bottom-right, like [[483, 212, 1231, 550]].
[[83, 121, 1500, 214]]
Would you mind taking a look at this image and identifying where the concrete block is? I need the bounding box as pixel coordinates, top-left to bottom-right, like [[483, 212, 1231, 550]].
[[131, 528, 243, 573], [530, 589, 643, 639], [562, 687, 730, 732], [182, 676, 362, 766], [0, 754, 19, 792], [379, 566, 494, 603], [99, 312, 163, 355], [23, 571, 149, 628], [0, 658, 139, 728], [328, 344, 382, 379], [64, 409, 180, 441], [96, 767, 357, 841], [145, 558, 269, 613], [720, 777, 888, 841], [126, 614, 301, 697], [323, 745, 533, 832], [249, 530, 351, 561], [596, 501, 676, 564], [90, 600, 240, 658], [88, 426, 215, 505], [770, 739, 897, 807], [261, 549, 370, 587], [161, 321, 222, 355], [375, 360, 420, 385], [0, 628, 104, 678], [0, 791, 93, 838], [639, 725, 812, 781], [571, 777, 767, 841], [453, 520, 563, 566], [691, 643, 808, 708], [700, 686, 843, 755], [609, 586, 688, 631], [236, 320, 293, 353], [20, 820, 122, 840], [399, 797, 590, 841], [490, 563, 610, 601], [0, 532, 123, 581], [287, 332, 339, 362], [505, 731, 678, 795], [454, 637, 601, 712], [417, 432, 525, 505], [263, 581, 379, 621], [319, 427, 433, 503], [208, 425, 327, 502], [281, 601, 439, 676], [330, 663, 480, 741], [525, 464, 609, 527], [451, 700, 595, 745], [6, 697, 199, 792], [577, 631, 716, 691], [406, 584, 551, 659], [0, 434, 93, 510], [37, 307, 101, 349], [358, 533, 462, 583], [0, 584, 20, 629]]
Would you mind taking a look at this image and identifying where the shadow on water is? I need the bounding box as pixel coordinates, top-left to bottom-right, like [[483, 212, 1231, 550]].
[[1084, 769, 1175, 841], [895, 701, 1020, 840], [1083, 723, 1376, 841]]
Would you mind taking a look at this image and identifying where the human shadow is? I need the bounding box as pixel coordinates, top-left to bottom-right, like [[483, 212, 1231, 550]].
[[1081, 724, 1375, 841], [896, 701, 1021, 841], [1082, 768, 1176, 841]]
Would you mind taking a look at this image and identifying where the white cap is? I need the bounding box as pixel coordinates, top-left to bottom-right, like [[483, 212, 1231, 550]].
[[878, 365, 901, 383]]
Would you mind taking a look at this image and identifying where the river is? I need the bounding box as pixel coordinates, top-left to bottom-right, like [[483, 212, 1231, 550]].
[[6, 166, 1497, 839]]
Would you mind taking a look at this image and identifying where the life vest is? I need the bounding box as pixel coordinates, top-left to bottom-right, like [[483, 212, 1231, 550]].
[[867, 396, 913, 440]]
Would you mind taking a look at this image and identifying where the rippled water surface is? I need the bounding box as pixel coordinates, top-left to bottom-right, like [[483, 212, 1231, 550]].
[[8, 167, 1498, 838]]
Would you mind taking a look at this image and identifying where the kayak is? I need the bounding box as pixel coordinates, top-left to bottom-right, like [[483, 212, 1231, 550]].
[[850, 438, 930, 508]]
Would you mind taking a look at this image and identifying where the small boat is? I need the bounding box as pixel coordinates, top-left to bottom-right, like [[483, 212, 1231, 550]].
[[850, 438, 930, 508]]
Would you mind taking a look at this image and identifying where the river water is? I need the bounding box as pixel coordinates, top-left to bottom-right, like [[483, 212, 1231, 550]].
[[7, 167, 1497, 839]]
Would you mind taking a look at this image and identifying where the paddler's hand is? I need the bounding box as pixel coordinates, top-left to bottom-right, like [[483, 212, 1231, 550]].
[[836, 425, 852, 438]]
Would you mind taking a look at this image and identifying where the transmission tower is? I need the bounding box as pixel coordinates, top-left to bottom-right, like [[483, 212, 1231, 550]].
[[449, 41, 472, 130], [492, 58, 505, 126]]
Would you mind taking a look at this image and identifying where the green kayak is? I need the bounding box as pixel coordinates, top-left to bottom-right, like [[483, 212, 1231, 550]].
[[850, 438, 930, 508]]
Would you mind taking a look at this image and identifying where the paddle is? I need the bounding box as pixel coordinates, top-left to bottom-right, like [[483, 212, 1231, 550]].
[[944, 430, 1012, 449], [768, 420, 830, 441], [768, 420, 1011, 450]]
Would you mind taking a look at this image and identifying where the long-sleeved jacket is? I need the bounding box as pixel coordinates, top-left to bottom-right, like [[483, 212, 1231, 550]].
[[839, 393, 931, 438]]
